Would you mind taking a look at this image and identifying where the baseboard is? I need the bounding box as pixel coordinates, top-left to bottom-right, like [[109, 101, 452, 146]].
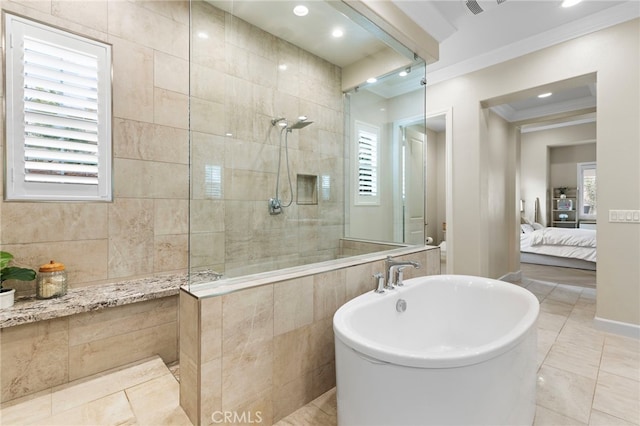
[[593, 316, 640, 339], [500, 270, 522, 283]]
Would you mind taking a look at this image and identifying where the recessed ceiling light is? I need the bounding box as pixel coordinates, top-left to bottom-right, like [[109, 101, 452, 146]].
[[538, 92, 552, 98], [293, 5, 309, 16], [279, 64, 288, 71], [366, 77, 377, 84], [399, 71, 408, 77], [332, 28, 343, 38], [225, 132, 233, 137], [196, 31, 209, 39], [562, 0, 582, 8]]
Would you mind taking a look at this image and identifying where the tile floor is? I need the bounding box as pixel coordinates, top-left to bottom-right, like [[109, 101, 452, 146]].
[[1, 268, 638, 426], [0, 356, 192, 426]]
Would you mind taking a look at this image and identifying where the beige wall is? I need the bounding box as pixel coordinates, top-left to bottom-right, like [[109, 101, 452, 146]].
[[521, 123, 596, 225], [482, 110, 517, 278], [427, 19, 640, 326], [0, 0, 190, 293], [550, 142, 597, 188]]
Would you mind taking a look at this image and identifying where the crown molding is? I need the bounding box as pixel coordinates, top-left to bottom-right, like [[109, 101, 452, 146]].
[[491, 96, 597, 123], [426, 2, 640, 85]]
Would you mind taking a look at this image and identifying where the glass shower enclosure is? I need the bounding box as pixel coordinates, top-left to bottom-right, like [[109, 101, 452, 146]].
[[188, 0, 426, 287]]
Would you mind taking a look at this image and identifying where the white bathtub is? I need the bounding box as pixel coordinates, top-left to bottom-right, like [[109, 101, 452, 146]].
[[333, 274, 539, 426]]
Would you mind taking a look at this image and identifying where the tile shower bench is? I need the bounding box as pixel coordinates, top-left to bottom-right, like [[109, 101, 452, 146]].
[[0, 272, 216, 404]]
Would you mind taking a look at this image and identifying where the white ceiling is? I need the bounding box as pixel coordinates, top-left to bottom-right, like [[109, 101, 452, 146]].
[[208, 1, 390, 67], [393, 0, 640, 132], [393, 0, 637, 83]]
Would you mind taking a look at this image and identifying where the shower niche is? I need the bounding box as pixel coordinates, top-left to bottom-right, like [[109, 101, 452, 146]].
[[296, 174, 318, 205]]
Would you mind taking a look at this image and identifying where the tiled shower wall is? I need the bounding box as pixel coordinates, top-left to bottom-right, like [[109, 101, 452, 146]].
[[0, 0, 190, 293], [1, 0, 345, 288], [189, 1, 345, 278], [179, 248, 441, 426]]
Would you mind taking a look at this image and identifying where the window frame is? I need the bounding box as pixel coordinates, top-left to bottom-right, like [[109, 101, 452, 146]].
[[577, 161, 597, 221], [4, 13, 113, 202], [354, 120, 380, 206]]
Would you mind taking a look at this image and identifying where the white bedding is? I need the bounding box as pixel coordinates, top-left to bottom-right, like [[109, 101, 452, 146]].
[[521, 226, 596, 263]]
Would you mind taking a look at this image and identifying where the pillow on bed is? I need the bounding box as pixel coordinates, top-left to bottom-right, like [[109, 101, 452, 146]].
[[532, 222, 544, 230], [521, 224, 535, 234]]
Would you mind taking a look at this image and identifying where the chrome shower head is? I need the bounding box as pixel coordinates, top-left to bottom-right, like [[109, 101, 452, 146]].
[[289, 120, 313, 130], [288, 117, 313, 130]]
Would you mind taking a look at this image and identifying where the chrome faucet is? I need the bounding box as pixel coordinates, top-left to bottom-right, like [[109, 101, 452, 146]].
[[385, 256, 420, 289]]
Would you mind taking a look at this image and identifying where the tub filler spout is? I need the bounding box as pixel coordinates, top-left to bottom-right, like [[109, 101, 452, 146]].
[[384, 256, 420, 288]]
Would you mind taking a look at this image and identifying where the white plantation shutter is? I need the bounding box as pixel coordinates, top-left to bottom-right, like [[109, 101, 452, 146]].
[[5, 14, 112, 201], [354, 121, 380, 205]]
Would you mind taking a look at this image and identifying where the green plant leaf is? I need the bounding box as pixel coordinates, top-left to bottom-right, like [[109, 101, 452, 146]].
[[0, 251, 14, 270], [1, 266, 36, 283]]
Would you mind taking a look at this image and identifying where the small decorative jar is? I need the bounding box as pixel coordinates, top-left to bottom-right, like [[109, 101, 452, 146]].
[[36, 261, 67, 299]]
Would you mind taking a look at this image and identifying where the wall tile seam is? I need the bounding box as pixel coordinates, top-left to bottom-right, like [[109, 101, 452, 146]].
[[67, 321, 178, 351]]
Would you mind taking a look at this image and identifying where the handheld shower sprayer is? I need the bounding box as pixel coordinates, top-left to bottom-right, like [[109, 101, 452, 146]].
[[268, 115, 313, 215]]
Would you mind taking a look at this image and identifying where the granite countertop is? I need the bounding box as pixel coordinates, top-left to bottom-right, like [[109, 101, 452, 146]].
[[0, 271, 221, 329]]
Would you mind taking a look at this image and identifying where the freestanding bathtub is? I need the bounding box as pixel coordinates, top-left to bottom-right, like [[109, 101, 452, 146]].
[[333, 274, 539, 426]]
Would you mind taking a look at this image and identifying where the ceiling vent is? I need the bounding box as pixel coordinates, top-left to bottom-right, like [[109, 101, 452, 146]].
[[465, 0, 484, 15], [464, 0, 508, 15]]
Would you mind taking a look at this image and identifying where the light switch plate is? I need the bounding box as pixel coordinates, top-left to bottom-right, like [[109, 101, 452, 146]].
[[609, 210, 640, 223]]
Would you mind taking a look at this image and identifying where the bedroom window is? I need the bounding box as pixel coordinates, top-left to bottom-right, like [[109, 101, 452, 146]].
[[355, 121, 380, 205], [578, 162, 596, 220], [4, 14, 112, 201]]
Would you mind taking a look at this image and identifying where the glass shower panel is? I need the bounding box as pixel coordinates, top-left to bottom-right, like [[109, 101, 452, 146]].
[[188, 0, 426, 289], [345, 63, 426, 244]]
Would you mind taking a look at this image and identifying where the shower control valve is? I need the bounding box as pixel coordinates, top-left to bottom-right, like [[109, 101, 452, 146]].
[[269, 198, 282, 215]]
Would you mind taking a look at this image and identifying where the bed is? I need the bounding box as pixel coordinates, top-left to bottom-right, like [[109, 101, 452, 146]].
[[520, 223, 596, 270]]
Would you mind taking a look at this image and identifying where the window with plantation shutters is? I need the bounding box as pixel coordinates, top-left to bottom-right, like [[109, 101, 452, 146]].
[[354, 121, 380, 205], [4, 14, 112, 201]]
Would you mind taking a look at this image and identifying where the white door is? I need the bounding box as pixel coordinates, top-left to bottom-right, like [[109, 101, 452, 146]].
[[404, 127, 425, 244]]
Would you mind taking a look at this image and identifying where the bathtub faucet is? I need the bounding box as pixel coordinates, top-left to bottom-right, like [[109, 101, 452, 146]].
[[385, 256, 420, 289]]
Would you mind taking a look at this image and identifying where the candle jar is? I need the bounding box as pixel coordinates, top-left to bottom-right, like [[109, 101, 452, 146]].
[[36, 261, 67, 299]]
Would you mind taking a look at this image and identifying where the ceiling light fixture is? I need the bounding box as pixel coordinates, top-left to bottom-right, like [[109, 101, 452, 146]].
[[293, 5, 309, 16], [366, 77, 377, 84], [399, 67, 411, 77], [279, 64, 288, 71], [332, 29, 344, 38], [561, 0, 583, 8], [196, 31, 209, 39], [538, 92, 552, 98]]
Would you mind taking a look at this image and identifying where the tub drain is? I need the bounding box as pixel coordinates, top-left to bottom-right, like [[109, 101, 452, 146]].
[[396, 299, 407, 312]]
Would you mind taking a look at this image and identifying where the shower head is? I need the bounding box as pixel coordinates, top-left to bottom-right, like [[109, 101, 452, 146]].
[[288, 118, 313, 130]]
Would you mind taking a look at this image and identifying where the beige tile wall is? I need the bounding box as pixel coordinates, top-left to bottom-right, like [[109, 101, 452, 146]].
[[0, 0, 190, 296], [339, 238, 408, 258], [180, 248, 440, 426], [189, 1, 345, 278], [0, 296, 179, 403]]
